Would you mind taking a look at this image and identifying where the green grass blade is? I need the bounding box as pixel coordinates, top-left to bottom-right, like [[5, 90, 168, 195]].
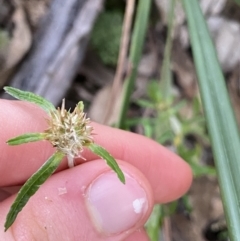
[[182, 1, 240, 240], [159, 0, 175, 99], [117, 0, 151, 129], [4, 86, 55, 114], [7, 133, 45, 145], [88, 143, 125, 183], [4, 151, 64, 231], [145, 205, 162, 241]]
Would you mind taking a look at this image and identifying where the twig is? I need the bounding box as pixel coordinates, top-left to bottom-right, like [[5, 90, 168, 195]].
[[163, 217, 172, 241], [116, 0, 151, 129], [103, 0, 136, 124], [2, 0, 104, 106]]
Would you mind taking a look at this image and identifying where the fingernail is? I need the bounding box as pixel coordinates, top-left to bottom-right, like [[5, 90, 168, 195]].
[[86, 171, 148, 235]]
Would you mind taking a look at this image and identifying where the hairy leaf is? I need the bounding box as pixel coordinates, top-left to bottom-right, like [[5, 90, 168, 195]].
[[89, 143, 125, 183], [7, 133, 45, 145], [4, 151, 64, 231], [4, 87, 55, 114]]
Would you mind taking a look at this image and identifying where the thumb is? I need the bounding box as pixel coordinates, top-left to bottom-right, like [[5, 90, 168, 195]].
[[0, 160, 153, 241]]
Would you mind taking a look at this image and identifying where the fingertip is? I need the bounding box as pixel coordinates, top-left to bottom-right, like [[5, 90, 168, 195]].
[[0, 161, 154, 240], [167, 158, 193, 201], [86, 162, 154, 235], [154, 153, 193, 203], [124, 228, 150, 241]]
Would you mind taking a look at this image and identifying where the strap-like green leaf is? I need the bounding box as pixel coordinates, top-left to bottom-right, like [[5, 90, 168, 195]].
[[7, 133, 45, 145], [4, 86, 55, 114], [182, 1, 240, 240], [117, 0, 151, 128], [88, 143, 125, 184], [4, 151, 64, 231]]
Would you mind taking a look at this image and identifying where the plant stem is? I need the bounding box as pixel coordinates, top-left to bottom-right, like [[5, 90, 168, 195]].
[[104, 0, 136, 124], [117, 0, 151, 129]]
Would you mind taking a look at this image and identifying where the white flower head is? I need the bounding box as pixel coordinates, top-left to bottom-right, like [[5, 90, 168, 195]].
[[44, 100, 94, 167]]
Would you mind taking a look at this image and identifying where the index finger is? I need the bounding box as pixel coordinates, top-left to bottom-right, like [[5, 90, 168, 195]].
[[0, 100, 192, 202]]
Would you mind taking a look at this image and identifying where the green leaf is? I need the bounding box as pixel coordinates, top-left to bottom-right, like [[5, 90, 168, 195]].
[[7, 133, 45, 145], [182, 0, 240, 240], [4, 86, 55, 114], [4, 151, 64, 231], [88, 143, 125, 183], [159, 0, 175, 99], [145, 204, 162, 241], [135, 99, 155, 108], [117, 0, 151, 128]]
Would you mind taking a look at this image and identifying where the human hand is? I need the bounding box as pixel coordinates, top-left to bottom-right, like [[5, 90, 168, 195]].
[[0, 100, 192, 241]]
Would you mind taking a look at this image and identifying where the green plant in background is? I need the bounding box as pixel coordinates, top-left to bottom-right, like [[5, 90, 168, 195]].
[[0, 29, 9, 49], [125, 0, 210, 238], [3, 87, 125, 231], [182, 0, 240, 240], [117, 0, 151, 129], [123, 0, 214, 233], [234, 0, 240, 5], [90, 11, 123, 66], [117, 0, 240, 239], [126, 79, 215, 240], [129, 81, 215, 177], [116, 0, 217, 239]]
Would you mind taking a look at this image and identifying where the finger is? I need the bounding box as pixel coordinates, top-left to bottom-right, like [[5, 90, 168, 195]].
[[0, 100, 192, 202], [0, 100, 53, 185], [124, 229, 150, 241], [0, 190, 11, 202], [0, 161, 153, 241]]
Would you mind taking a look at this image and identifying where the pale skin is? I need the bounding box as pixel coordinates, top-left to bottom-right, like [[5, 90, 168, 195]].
[[0, 100, 192, 241]]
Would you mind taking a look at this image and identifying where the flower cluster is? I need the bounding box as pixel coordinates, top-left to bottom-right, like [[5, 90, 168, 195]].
[[44, 100, 94, 167]]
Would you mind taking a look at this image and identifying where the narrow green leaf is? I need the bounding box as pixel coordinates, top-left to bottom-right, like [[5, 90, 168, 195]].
[[88, 143, 125, 183], [4, 86, 55, 114], [117, 0, 151, 129], [145, 204, 162, 241], [159, 0, 175, 99], [7, 133, 45, 145], [4, 151, 64, 231], [182, 1, 240, 240]]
